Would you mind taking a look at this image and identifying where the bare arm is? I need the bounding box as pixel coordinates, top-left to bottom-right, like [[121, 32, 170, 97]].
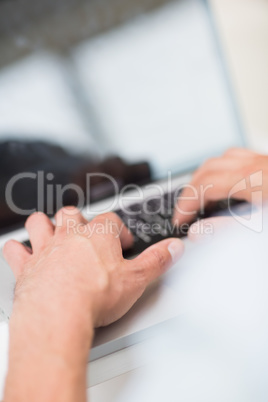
[[3, 208, 184, 402]]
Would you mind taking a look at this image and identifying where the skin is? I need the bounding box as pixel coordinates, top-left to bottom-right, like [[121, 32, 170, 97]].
[[173, 148, 268, 225], [3, 147, 267, 400], [2, 207, 184, 402]]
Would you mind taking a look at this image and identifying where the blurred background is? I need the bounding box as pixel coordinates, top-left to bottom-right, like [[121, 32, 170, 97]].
[[210, 0, 268, 152], [0, 0, 267, 230], [1, 0, 267, 158], [1, 3, 268, 399]]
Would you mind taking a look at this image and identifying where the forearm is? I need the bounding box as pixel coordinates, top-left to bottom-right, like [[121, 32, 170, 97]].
[[4, 302, 94, 402]]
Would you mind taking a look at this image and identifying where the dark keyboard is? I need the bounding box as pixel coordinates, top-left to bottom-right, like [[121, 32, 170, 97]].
[[116, 190, 184, 258], [118, 194, 245, 258], [22, 190, 245, 259], [21, 189, 183, 258]]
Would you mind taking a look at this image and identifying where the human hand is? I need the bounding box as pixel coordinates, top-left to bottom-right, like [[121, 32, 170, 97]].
[[3, 208, 184, 329], [3, 208, 184, 401], [3, 209, 184, 401], [173, 148, 268, 225]]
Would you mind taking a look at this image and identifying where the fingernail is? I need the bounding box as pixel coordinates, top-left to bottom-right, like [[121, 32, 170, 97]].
[[168, 240, 184, 263]]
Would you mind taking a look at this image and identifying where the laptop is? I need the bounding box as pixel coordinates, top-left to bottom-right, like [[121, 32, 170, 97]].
[[0, 0, 245, 377]]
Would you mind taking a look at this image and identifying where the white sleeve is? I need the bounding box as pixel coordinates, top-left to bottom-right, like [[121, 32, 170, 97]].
[[0, 322, 9, 401]]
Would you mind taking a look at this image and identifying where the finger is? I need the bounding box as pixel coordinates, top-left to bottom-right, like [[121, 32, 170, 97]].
[[89, 213, 134, 254], [55, 207, 87, 234], [2, 240, 31, 279], [25, 212, 54, 253], [99, 213, 134, 250], [194, 157, 248, 181], [172, 176, 223, 225], [188, 216, 233, 242], [132, 238, 184, 285], [173, 169, 247, 225], [223, 147, 256, 158]]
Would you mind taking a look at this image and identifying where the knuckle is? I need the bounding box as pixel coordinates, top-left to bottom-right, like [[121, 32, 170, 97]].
[[93, 213, 120, 234], [106, 212, 118, 220], [96, 272, 110, 293], [104, 212, 118, 222], [201, 157, 219, 170], [192, 166, 211, 182], [94, 212, 114, 223], [133, 263, 147, 283], [192, 170, 200, 181], [150, 248, 166, 269], [224, 147, 237, 156], [192, 170, 207, 184]]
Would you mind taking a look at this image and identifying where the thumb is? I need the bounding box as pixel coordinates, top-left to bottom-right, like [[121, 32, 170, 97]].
[[132, 238, 184, 284]]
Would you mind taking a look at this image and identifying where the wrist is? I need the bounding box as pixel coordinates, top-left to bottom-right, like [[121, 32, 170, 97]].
[[10, 298, 94, 358], [4, 305, 94, 401]]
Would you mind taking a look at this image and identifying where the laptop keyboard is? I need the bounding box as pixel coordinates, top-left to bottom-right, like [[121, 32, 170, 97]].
[[119, 194, 246, 258], [21, 189, 245, 259], [116, 189, 184, 258]]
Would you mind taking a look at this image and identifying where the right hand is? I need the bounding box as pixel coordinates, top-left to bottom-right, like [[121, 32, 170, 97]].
[[173, 148, 268, 225]]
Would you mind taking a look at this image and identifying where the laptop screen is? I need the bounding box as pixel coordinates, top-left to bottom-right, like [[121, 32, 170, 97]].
[[72, 0, 245, 178], [0, 0, 244, 181]]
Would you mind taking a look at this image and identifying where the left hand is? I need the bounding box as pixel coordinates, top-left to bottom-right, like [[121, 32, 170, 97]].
[[3, 208, 184, 402], [3, 208, 184, 330]]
